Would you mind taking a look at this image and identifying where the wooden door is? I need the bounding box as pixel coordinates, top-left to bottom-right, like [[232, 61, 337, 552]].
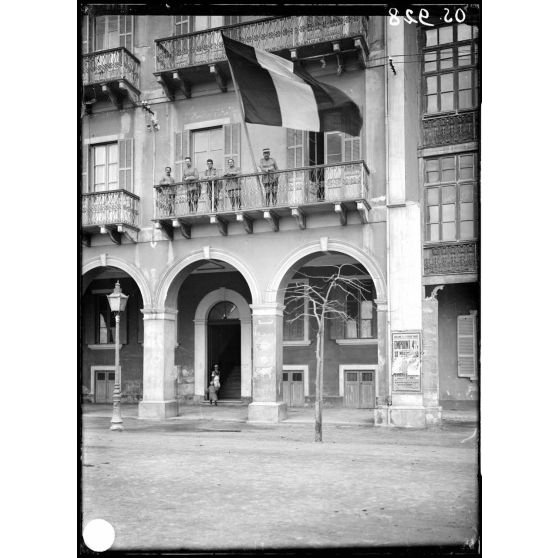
[[344, 370, 375, 409], [282, 370, 305, 407], [95, 370, 115, 403]]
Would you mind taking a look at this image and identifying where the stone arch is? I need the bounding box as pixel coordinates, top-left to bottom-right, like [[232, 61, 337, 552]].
[[155, 248, 261, 310], [82, 256, 152, 308], [265, 239, 387, 304], [193, 288, 252, 399]]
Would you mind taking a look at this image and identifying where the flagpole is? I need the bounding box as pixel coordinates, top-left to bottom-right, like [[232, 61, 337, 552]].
[[223, 34, 266, 205]]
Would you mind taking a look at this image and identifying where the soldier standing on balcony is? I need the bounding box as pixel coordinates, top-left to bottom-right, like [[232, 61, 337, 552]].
[[259, 148, 279, 206], [182, 156, 199, 213], [223, 157, 241, 210], [156, 166, 176, 217], [204, 158, 220, 212]]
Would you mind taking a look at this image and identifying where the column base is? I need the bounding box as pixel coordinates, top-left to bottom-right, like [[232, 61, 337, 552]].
[[248, 402, 287, 423], [374, 405, 427, 428], [138, 400, 178, 419], [425, 406, 442, 425]]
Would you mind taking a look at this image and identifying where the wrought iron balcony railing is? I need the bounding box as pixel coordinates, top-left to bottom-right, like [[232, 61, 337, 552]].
[[82, 190, 140, 228], [154, 161, 370, 220], [155, 16, 369, 72], [82, 47, 140, 90]]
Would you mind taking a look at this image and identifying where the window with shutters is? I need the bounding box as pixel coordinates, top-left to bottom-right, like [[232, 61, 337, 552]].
[[94, 15, 133, 51], [174, 131, 190, 181], [83, 139, 134, 193], [457, 310, 478, 379], [283, 280, 309, 344], [425, 152, 478, 242], [325, 131, 360, 163], [330, 278, 377, 340], [422, 23, 479, 115], [93, 293, 128, 345]]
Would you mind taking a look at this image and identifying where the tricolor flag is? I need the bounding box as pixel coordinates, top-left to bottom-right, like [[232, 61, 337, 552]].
[[222, 33, 362, 137]]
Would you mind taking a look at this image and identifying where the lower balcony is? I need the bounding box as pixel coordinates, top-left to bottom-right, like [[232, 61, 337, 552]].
[[153, 161, 371, 238], [423, 241, 478, 282], [82, 190, 140, 245]]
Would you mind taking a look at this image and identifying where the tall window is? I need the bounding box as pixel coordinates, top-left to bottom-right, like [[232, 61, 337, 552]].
[[93, 144, 118, 192], [94, 15, 133, 51], [344, 279, 375, 339], [193, 127, 224, 173], [175, 15, 191, 35], [425, 153, 477, 241], [95, 295, 115, 344], [283, 280, 309, 343], [423, 23, 479, 114]]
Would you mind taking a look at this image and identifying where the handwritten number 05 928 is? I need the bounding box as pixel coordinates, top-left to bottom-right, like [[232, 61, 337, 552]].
[[389, 8, 466, 26]]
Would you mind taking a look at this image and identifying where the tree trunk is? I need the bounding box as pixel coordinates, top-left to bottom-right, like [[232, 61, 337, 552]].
[[314, 323, 324, 442]]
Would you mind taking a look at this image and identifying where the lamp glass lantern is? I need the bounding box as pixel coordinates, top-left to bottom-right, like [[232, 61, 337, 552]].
[[107, 281, 129, 313]]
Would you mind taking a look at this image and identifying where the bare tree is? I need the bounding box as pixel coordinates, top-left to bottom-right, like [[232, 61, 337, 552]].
[[281, 264, 373, 442]]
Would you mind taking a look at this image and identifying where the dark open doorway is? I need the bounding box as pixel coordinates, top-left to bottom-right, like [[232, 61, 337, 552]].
[[208, 321, 241, 400]]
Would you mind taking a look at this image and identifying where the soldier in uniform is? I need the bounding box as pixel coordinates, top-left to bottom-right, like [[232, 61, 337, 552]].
[[204, 158, 220, 212], [182, 156, 199, 213], [223, 157, 241, 210], [259, 148, 279, 206]]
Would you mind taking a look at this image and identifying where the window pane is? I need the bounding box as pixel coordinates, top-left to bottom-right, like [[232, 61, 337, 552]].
[[460, 221, 475, 239], [459, 90, 473, 109], [458, 45, 471, 66], [108, 163, 118, 184], [425, 29, 437, 46], [460, 183, 474, 202], [427, 188, 439, 204], [426, 159, 439, 172], [438, 26, 453, 44], [441, 157, 455, 170], [94, 146, 106, 164], [426, 170, 440, 183], [442, 185, 456, 203], [440, 93, 454, 111], [362, 372, 374, 382], [426, 95, 438, 114], [457, 24, 473, 41], [441, 159, 456, 182], [440, 48, 453, 70], [440, 73, 454, 93], [424, 51, 437, 72], [428, 206, 439, 223], [326, 133, 342, 162], [442, 204, 455, 221], [460, 201, 474, 221], [292, 372, 303, 382], [459, 155, 474, 179], [459, 70, 472, 89], [109, 143, 118, 163], [426, 76, 438, 94], [94, 166, 106, 184], [346, 372, 358, 381], [283, 372, 289, 381], [442, 222, 456, 240], [429, 224, 439, 242], [345, 319, 358, 338]]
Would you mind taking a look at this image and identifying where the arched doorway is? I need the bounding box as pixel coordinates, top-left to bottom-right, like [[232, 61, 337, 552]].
[[81, 264, 147, 404], [207, 301, 241, 400]]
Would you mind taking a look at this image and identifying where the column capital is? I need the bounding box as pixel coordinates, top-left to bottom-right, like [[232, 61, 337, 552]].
[[250, 303, 285, 317], [141, 308, 178, 321], [375, 299, 388, 312]]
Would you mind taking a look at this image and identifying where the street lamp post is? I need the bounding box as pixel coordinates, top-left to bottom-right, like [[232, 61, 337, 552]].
[[107, 281, 129, 431]]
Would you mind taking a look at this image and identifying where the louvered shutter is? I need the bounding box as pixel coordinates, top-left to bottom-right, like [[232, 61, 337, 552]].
[[119, 15, 133, 51], [82, 144, 89, 193], [457, 311, 478, 379], [223, 123, 241, 171], [329, 285, 346, 339], [83, 294, 96, 345], [174, 131, 190, 180], [343, 133, 360, 162], [118, 139, 133, 191]]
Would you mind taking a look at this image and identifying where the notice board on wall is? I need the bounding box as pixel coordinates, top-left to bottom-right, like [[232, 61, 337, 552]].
[[391, 331, 421, 392]]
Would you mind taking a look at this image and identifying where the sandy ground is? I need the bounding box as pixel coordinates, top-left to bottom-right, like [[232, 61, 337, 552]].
[[81, 413, 479, 552]]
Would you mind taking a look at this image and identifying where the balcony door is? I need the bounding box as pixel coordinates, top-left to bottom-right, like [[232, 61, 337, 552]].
[[193, 128, 224, 174], [93, 144, 118, 192], [94, 15, 133, 51]]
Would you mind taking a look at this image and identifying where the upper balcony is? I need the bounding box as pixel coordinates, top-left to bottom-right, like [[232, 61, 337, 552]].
[[82, 190, 140, 245], [82, 47, 141, 112], [152, 161, 371, 238], [423, 241, 478, 283], [154, 16, 369, 100]]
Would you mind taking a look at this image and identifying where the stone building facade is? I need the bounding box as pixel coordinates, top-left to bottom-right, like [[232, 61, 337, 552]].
[[81, 10, 479, 426]]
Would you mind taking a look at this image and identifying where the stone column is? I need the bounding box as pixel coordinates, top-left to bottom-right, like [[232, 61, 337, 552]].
[[247, 303, 287, 423], [422, 287, 443, 425], [138, 309, 179, 418], [374, 301, 389, 425]]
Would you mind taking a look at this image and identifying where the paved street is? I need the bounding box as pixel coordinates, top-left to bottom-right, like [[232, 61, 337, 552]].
[[81, 406, 479, 551]]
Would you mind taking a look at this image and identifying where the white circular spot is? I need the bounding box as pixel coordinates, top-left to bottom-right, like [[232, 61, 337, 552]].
[[83, 519, 115, 552]]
